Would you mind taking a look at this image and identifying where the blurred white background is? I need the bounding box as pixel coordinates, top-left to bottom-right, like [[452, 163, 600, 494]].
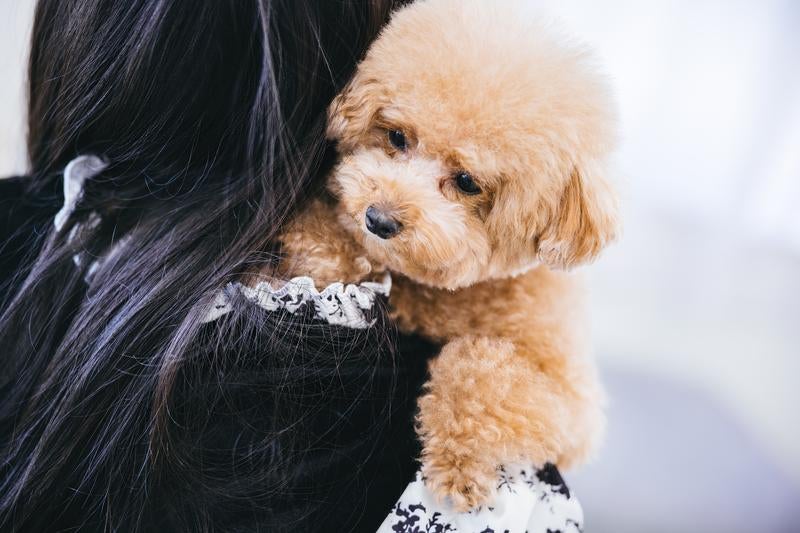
[[0, 0, 32, 175], [528, 1, 800, 532], [1, 1, 798, 531]]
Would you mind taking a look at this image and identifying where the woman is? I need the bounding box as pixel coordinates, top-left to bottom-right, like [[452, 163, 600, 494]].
[[0, 1, 584, 531], [0, 1, 428, 531]]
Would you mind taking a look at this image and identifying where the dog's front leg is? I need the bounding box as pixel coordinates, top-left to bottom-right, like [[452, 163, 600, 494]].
[[390, 269, 605, 510], [417, 336, 561, 511], [417, 334, 604, 512]]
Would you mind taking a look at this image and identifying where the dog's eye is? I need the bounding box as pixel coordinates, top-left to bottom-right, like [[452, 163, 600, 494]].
[[455, 171, 481, 195], [388, 129, 408, 151]]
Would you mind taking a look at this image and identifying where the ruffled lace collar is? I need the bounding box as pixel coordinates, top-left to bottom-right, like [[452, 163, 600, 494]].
[[203, 273, 392, 329]]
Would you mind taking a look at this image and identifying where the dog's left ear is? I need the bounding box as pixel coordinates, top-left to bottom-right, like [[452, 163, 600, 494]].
[[537, 158, 619, 269], [326, 70, 383, 148]]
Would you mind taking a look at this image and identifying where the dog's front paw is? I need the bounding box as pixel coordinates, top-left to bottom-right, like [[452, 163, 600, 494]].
[[421, 447, 496, 512]]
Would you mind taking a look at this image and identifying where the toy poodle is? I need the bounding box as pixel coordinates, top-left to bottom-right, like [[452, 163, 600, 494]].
[[274, 0, 619, 511]]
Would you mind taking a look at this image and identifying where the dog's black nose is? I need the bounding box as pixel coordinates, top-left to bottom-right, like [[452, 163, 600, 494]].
[[365, 205, 401, 239]]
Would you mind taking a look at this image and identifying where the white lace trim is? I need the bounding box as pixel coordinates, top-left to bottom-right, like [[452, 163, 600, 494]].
[[202, 272, 392, 328], [56, 156, 110, 278], [55, 155, 107, 232]]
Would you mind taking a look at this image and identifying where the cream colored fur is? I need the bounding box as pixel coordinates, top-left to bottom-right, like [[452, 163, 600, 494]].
[[271, 0, 619, 511]]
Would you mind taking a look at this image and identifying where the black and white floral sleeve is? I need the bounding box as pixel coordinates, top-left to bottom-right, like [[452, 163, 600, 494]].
[[378, 464, 583, 533]]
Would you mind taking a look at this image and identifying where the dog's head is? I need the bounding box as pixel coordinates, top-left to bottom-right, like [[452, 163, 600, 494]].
[[327, 0, 619, 289]]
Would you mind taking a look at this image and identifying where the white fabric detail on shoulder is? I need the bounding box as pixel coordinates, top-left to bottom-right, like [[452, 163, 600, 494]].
[[54, 155, 108, 232], [379, 465, 584, 533], [202, 272, 392, 328]]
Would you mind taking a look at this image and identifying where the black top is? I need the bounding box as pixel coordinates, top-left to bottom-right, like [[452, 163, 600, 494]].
[[0, 176, 438, 532]]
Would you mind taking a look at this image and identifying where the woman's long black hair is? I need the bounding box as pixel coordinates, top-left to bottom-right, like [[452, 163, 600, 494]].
[[0, 1, 424, 531]]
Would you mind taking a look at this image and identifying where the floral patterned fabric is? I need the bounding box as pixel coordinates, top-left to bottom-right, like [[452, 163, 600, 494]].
[[378, 464, 583, 533]]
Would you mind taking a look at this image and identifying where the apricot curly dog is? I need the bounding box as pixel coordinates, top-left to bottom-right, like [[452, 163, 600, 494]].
[[274, 0, 619, 511]]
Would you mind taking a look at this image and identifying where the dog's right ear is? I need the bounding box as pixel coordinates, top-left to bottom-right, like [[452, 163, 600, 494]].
[[536, 158, 620, 270], [326, 71, 383, 147]]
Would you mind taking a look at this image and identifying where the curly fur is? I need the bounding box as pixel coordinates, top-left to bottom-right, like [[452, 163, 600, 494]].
[[275, 0, 619, 511]]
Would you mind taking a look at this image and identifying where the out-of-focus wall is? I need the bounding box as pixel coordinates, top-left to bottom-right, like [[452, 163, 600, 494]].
[[0, 0, 34, 175], [526, 0, 800, 481], [525, 3, 800, 531]]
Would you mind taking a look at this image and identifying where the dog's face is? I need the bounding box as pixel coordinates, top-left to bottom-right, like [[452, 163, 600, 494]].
[[327, 0, 619, 289]]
